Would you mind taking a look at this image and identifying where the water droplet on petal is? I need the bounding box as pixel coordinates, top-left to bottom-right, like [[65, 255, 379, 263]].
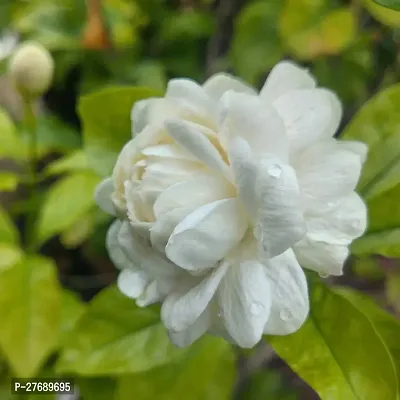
[[280, 309, 292, 321], [250, 302, 264, 316], [267, 164, 282, 178], [319, 272, 329, 278]]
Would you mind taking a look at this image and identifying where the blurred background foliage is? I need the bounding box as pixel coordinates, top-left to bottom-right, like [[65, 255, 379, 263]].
[[0, 0, 400, 399]]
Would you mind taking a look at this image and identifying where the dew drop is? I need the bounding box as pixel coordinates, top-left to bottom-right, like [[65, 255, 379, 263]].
[[319, 272, 329, 278], [267, 164, 282, 178], [279, 309, 292, 321], [250, 302, 264, 316]]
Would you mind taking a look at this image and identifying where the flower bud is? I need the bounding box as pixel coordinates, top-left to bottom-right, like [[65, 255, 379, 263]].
[[8, 41, 54, 99]]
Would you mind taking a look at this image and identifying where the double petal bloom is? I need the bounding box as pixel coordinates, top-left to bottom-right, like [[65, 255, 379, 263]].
[[96, 61, 367, 348]]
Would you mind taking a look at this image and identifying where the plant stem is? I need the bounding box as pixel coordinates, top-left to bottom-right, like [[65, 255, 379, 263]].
[[23, 99, 38, 252], [23, 99, 37, 199]]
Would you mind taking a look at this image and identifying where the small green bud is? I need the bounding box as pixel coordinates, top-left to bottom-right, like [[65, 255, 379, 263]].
[[8, 41, 54, 99]]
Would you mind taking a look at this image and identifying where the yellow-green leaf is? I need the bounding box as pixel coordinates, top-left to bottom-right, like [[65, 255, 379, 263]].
[[0, 107, 25, 161], [0, 172, 20, 192], [61, 289, 86, 345], [80, 86, 161, 177], [268, 278, 398, 400], [0, 255, 61, 377], [117, 336, 235, 400], [35, 171, 101, 245], [280, 1, 356, 60], [364, 0, 400, 27], [43, 150, 88, 177], [56, 285, 184, 376], [0, 206, 19, 245]]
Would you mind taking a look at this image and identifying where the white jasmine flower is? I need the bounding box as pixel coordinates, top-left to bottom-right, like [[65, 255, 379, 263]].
[[95, 61, 367, 348], [0, 30, 18, 61]]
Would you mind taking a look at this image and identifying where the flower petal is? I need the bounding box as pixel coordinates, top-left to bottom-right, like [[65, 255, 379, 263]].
[[260, 61, 316, 103], [220, 91, 288, 162], [95, 178, 116, 216], [263, 249, 309, 335], [106, 220, 131, 270], [166, 199, 248, 272], [161, 262, 229, 332], [117, 221, 181, 279], [218, 260, 271, 348], [153, 175, 233, 218], [256, 155, 305, 258], [294, 238, 349, 276], [166, 78, 215, 120], [273, 89, 342, 155], [295, 140, 364, 213], [165, 119, 230, 178], [227, 135, 258, 220], [169, 308, 210, 348], [117, 269, 149, 299], [136, 281, 163, 307], [306, 192, 367, 245], [203, 73, 256, 100]]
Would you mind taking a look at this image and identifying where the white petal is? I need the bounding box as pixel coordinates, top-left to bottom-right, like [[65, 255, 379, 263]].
[[117, 221, 181, 279], [131, 98, 183, 135], [106, 220, 131, 270], [274, 89, 342, 155], [161, 262, 229, 332], [260, 61, 316, 103], [166, 199, 248, 272], [136, 280, 163, 307], [256, 156, 305, 258], [117, 269, 149, 299], [294, 238, 349, 276], [203, 73, 256, 100], [218, 260, 271, 348], [220, 91, 288, 162], [166, 78, 216, 120], [141, 143, 197, 161], [227, 135, 258, 220], [339, 140, 368, 164], [296, 140, 364, 213], [169, 308, 210, 348], [263, 249, 309, 335], [165, 119, 230, 178], [151, 205, 197, 253], [306, 192, 367, 245], [153, 175, 233, 218], [95, 178, 116, 216]]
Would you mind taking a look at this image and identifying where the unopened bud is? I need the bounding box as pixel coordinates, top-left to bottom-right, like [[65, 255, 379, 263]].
[[8, 41, 54, 99]]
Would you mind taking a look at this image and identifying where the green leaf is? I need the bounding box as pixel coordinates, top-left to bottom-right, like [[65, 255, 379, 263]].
[[56, 285, 184, 376], [0, 255, 61, 377], [0, 206, 19, 245], [0, 172, 20, 192], [230, 1, 284, 85], [78, 377, 117, 400], [60, 289, 86, 345], [374, 0, 400, 11], [0, 107, 25, 161], [341, 84, 400, 257], [336, 288, 400, 380], [352, 256, 385, 281], [60, 213, 93, 249], [42, 150, 88, 177], [386, 271, 400, 313], [35, 171, 101, 245], [116, 336, 235, 400], [364, 0, 400, 27], [280, 1, 356, 60], [80, 86, 160, 177], [0, 243, 23, 272], [268, 278, 398, 400], [239, 369, 298, 400]]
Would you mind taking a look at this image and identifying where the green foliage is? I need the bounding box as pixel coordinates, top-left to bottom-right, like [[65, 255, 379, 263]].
[[57, 285, 185, 375], [0, 107, 25, 162], [0, 206, 19, 245], [342, 84, 400, 257], [375, 0, 400, 11], [268, 277, 398, 400], [364, 0, 400, 26], [0, 255, 61, 377], [230, 1, 284, 86], [280, 0, 356, 60], [35, 171, 100, 246], [79, 86, 160, 177], [117, 336, 235, 400]]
